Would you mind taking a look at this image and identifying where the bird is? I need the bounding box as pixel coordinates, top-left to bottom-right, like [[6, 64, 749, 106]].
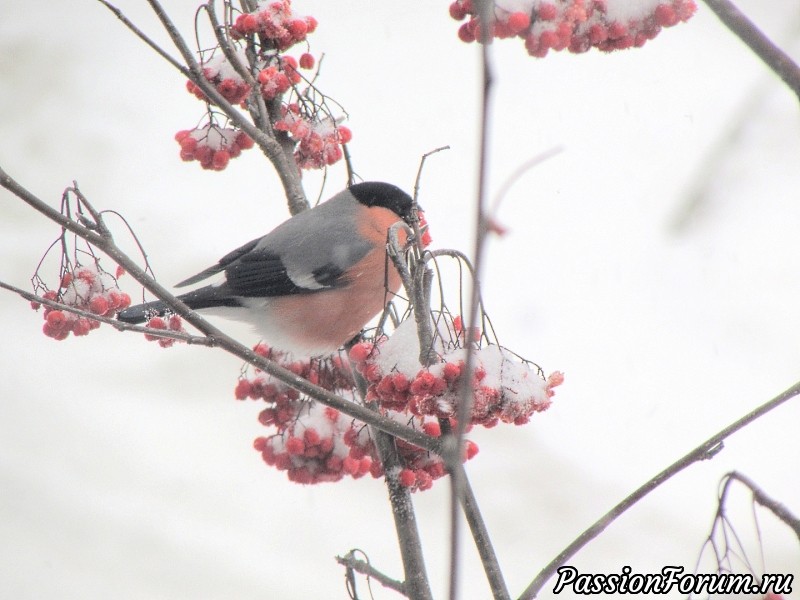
[[117, 181, 415, 357]]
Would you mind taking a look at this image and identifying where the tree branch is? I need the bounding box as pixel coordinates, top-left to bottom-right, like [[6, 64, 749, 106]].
[[519, 379, 800, 599], [702, 0, 800, 102], [0, 281, 214, 346], [724, 471, 800, 540], [336, 550, 407, 596]]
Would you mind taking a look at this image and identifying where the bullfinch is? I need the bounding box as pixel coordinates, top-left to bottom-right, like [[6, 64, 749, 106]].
[[117, 181, 414, 356]]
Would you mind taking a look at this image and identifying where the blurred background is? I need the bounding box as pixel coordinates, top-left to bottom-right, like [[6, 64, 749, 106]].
[[1, 1, 798, 598]]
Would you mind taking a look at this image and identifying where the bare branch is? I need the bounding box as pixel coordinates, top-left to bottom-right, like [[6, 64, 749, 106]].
[[97, 0, 187, 73], [724, 472, 800, 540], [336, 550, 407, 596], [702, 0, 800, 102], [0, 280, 214, 346], [445, 3, 497, 598], [519, 379, 800, 599]]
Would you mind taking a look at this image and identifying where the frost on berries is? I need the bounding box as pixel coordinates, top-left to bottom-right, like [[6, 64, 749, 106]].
[[33, 261, 131, 341], [350, 317, 564, 428], [449, 0, 697, 57]]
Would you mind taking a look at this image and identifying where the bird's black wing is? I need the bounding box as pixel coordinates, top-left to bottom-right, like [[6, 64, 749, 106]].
[[223, 248, 347, 297]]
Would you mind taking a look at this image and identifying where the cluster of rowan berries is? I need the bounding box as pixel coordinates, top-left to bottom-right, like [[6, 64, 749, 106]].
[[238, 342, 476, 489], [143, 314, 186, 348], [450, 0, 696, 57], [274, 104, 352, 170], [347, 413, 479, 492], [32, 263, 131, 340], [230, 0, 318, 51], [239, 343, 366, 484], [175, 125, 255, 171], [349, 318, 563, 428], [178, 0, 348, 172], [185, 51, 252, 106]]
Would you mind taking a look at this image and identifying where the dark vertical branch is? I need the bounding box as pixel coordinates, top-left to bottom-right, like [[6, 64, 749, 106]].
[[372, 429, 434, 600], [702, 0, 800, 102], [349, 362, 433, 600]]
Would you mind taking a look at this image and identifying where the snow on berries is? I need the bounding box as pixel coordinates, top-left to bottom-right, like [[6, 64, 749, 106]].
[[174, 124, 254, 171], [177, 1, 348, 173], [240, 344, 365, 484], [274, 104, 351, 170], [449, 0, 697, 57], [238, 342, 477, 490], [144, 314, 186, 348], [33, 262, 131, 341], [186, 50, 252, 106], [349, 317, 564, 428], [231, 0, 318, 51]]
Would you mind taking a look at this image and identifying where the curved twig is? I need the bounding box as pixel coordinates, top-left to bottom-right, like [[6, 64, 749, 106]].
[[519, 379, 800, 599]]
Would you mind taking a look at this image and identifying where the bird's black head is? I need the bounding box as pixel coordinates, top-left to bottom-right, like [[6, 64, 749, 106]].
[[348, 181, 414, 223]]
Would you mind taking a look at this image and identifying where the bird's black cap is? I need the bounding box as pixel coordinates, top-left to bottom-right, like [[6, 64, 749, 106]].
[[348, 181, 414, 222]]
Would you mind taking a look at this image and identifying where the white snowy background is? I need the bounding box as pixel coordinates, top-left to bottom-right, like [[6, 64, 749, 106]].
[[1, 1, 799, 598]]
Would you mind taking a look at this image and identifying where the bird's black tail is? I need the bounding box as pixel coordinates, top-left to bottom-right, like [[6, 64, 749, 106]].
[[117, 299, 169, 324], [117, 285, 240, 324]]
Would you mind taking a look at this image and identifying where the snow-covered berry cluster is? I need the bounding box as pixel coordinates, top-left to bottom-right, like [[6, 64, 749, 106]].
[[257, 56, 303, 100], [254, 402, 368, 485], [346, 413, 479, 492], [176, 0, 350, 173], [238, 342, 476, 489], [174, 125, 255, 171], [275, 104, 352, 170], [32, 263, 131, 340], [240, 343, 367, 484], [143, 314, 186, 348], [186, 51, 252, 106], [231, 0, 318, 51], [450, 0, 697, 57], [350, 317, 564, 428]]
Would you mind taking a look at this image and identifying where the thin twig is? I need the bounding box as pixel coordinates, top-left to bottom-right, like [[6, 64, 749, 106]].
[[97, 0, 186, 73], [336, 550, 407, 596], [702, 0, 800, 102], [457, 463, 511, 600], [0, 280, 214, 346], [447, 2, 497, 599], [724, 472, 800, 540], [519, 379, 800, 599]]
